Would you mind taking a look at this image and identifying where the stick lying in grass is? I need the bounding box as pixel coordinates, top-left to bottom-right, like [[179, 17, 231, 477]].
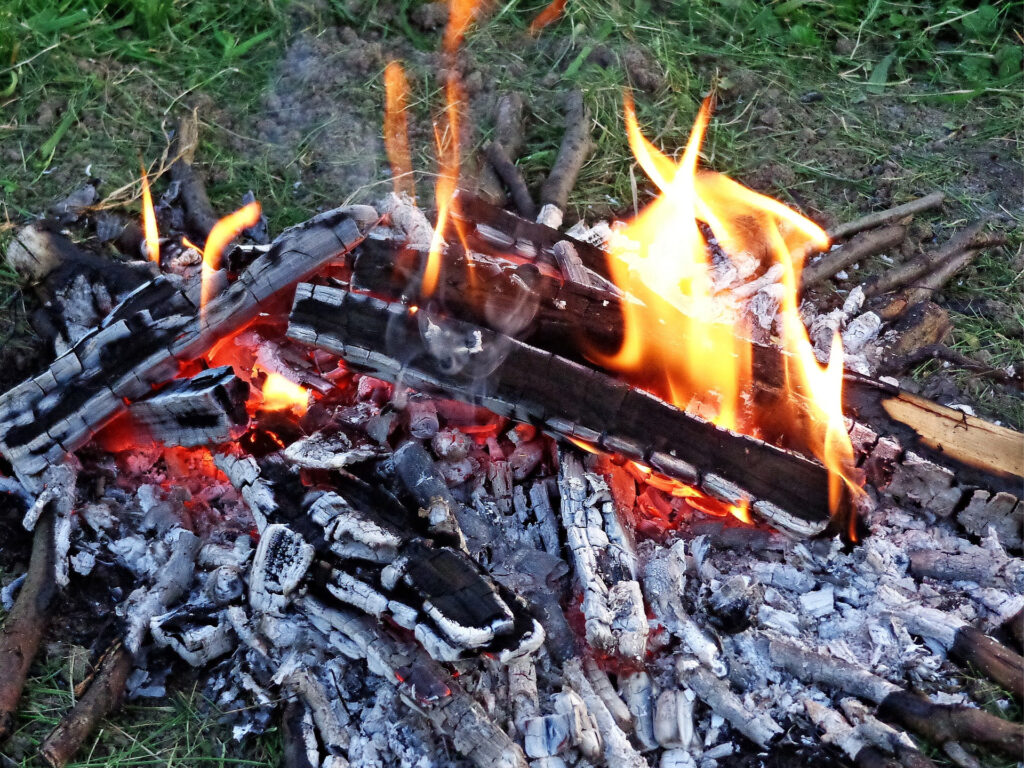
[[0, 508, 57, 742], [801, 224, 906, 289], [170, 109, 220, 244], [484, 141, 536, 219], [828, 191, 945, 240], [538, 90, 593, 227]]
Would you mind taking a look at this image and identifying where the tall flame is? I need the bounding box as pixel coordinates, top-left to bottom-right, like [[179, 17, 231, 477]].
[[140, 163, 160, 264], [384, 61, 416, 201], [602, 94, 863, 531], [261, 372, 309, 416], [201, 201, 262, 318]]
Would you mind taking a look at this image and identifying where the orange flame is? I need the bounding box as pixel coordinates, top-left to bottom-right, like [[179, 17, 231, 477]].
[[529, 0, 567, 35], [444, 0, 483, 52], [201, 201, 262, 317], [384, 61, 416, 201], [140, 164, 160, 264], [261, 372, 309, 416], [602, 93, 863, 530]]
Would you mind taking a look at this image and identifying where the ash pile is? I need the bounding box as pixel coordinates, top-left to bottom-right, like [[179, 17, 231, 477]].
[[0, 158, 1022, 768]]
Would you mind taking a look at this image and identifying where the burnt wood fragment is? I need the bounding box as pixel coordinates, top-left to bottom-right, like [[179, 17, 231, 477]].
[[130, 365, 250, 447]]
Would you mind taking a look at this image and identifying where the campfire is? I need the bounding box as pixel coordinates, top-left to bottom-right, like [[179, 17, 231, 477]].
[[1, 10, 1022, 768]]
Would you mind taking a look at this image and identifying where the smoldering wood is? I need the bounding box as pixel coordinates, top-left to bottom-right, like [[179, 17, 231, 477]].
[[129, 365, 250, 447], [0, 204, 376, 492], [484, 142, 536, 219], [827, 192, 945, 240], [909, 547, 1024, 592], [301, 598, 529, 768], [583, 655, 633, 731], [839, 698, 936, 768], [0, 509, 56, 742], [562, 657, 647, 768], [878, 302, 952, 363], [539, 91, 594, 220], [1004, 608, 1024, 652], [801, 225, 907, 289], [170, 110, 220, 242], [281, 699, 319, 768], [287, 285, 839, 529], [38, 643, 134, 768]]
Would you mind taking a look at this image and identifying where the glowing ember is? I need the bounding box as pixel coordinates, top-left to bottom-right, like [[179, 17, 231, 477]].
[[600, 93, 864, 533], [384, 61, 415, 201], [528, 0, 567, 34], [140, 163, 160, 263], [201, 201, 262, 317], [260, 372, 309, 415]]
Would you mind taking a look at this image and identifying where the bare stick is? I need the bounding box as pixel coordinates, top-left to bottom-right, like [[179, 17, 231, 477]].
[[477, 93, 527, 207], [0, 509, 56, 742], [170, 110, 219, 242], [950, 626, 1024, 700], [828, 192, 944, 240], [863, 222, 991, 298], [883, 343, 1022, 387], [38, 644, 133, 768], [539, 90, 593, 224], [484, 142, 536, 219], [801, 225, 907, 289], [876, 236, 1006, 321]]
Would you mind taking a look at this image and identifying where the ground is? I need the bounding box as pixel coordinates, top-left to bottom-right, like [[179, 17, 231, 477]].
[[0, 1, 1021, 765]]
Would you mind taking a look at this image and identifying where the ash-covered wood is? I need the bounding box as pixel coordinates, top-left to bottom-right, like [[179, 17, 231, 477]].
[[287, 285, 841, 529], [801, 224, 906, 289], [130, 365, 250, 447], [0, 204, 376, 492]]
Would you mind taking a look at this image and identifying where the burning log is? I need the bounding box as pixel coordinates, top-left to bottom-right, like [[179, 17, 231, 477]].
[[537, 91, 594, 229], [286, 285, 839, 533], [801, 225, 907, 289], [129, 365, 250, 447], [827, 192, 945, 240], [0, 204, 377, 492], [768, 634, 1024, 758], [0, 508, 57, 742]]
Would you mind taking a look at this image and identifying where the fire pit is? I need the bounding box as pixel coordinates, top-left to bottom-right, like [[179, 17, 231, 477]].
[[1, 6, 1021, 768]]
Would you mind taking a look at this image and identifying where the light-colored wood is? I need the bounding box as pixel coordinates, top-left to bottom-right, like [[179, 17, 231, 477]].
[[881, 392, 1024, 479]]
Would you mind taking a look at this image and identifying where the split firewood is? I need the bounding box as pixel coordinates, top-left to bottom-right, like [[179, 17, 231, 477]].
[[537, 90, 594, 229], [0, 509, 57, 742], [38, 642, 134, 768], [801, 224, 907, 289], [288, 286, 839, 531], [0, 204, 376, 492], [170, 110, 220, 242], [768, 634, 1024, 758], [827, 192, 945, 240]]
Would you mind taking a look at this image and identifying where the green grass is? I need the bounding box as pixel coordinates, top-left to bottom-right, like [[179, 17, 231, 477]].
[[0, 0, 1021, 764]]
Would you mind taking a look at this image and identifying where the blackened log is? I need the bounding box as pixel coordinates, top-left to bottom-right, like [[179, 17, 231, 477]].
[[0, 205, 376, 491], [38, 644, 133, 768], [0, 509, 56, 742], [286, 285, 838, 529], [129, 365, 250, 447]]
